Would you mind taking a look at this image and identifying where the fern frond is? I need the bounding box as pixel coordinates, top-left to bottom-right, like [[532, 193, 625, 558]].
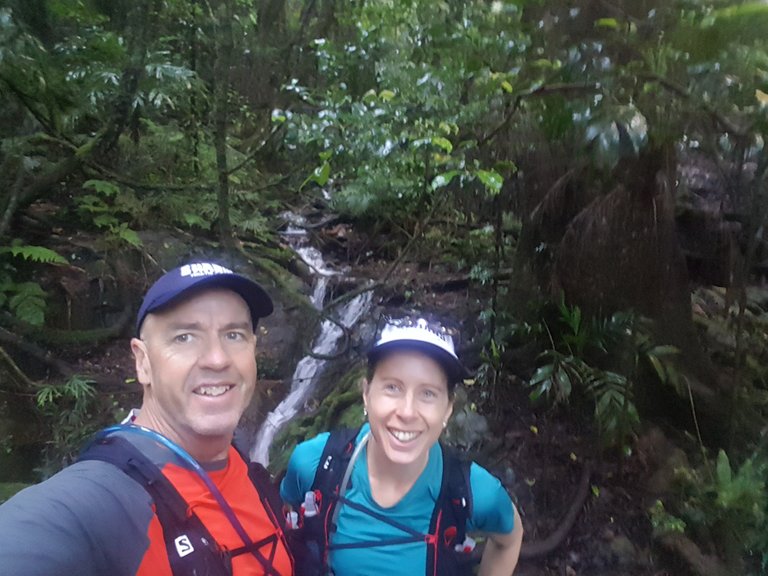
[[0, 245, 67, 264]]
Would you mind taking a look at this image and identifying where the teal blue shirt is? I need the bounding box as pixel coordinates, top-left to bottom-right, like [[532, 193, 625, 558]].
[[280, 424, 515, 576]]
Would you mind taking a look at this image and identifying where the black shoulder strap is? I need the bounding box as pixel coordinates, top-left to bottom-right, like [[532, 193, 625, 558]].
[[311, 426, 360, 497], [295, 431, 474, 576], [79, 434, 233, 576], [427, 444, 474, 576], [231, 436, 288, 534], [291, 426, 360, 576], [442, 444, 473, 542]]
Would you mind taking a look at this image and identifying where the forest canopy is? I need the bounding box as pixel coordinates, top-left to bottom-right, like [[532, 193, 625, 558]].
[[1, 0, 767, 574]]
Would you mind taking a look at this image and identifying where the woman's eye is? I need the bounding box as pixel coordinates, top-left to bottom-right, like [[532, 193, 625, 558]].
[[382, 382, 400, 393], [422, 388, 438, 400]]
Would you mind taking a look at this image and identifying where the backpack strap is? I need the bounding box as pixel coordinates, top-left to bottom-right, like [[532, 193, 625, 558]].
[[292, 426, 360, 576], [231, 433, 288, 535], [427, 443, 474, 576], [295, 429, 474, 576], [79, 434, 233, 576]]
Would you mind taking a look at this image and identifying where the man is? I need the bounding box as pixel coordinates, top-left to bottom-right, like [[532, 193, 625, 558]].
[[0, 262, 294, 576]]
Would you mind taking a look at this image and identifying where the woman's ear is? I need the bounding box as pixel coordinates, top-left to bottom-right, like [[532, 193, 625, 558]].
[[443, 395, 455, 424], [361, 378, 370, 410]]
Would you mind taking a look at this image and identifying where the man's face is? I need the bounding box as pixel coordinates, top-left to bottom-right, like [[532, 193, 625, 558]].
[[131, 288, 257, 458]]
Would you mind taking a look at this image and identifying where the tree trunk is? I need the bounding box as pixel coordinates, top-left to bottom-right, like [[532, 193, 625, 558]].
[[213, 0, 235, 250], [0, 0, 155, 239]]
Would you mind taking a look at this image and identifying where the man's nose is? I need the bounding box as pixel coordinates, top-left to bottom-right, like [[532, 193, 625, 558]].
[[198, 335, 231, 368]]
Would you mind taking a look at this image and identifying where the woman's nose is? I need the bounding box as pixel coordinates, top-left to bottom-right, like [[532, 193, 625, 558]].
[[396, 393, 417, 418]]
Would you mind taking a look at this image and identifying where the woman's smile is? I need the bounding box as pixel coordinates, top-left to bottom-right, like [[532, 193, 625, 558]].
[[388, 428, 421, 443]]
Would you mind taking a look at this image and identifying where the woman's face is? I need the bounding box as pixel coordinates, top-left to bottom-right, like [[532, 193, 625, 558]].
[[363, 349, 454, 469]]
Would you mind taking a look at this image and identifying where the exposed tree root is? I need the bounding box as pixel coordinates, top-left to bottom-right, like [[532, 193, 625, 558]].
[[656, 532, 730, 576], [0, 328, 73, 378], [520, 463, 592, 559]]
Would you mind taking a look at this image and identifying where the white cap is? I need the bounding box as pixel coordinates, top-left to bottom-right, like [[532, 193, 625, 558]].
[[368, 318, 470, 384]]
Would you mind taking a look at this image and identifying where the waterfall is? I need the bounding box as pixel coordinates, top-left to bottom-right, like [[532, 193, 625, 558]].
[[250, 218, 372, 465]]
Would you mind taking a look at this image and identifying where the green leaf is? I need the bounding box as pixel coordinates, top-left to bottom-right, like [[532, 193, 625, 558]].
[[93, 214, 119, 228], [650, 345, 680, 357], [379, 89, 396, 102], [530, 364, 554, 386], [0, 245, 67, 264], [647, 354, 667, 383], [595, 18, 619, 29], [117, 224, 142, 248], [555, 368, 572, 399], [9, 282, 46, 326], [716, 450, 733, 488], [302, 162, 331, 189], [83, 179, 120, 197], [36, 386, 56, 408], [438, 122, 457, 135], [271, 109, 287, 123], [431, 170, 459, 190], [183, 213, 210, 229], [431, 136, 453, 153], [476, 169, 503, 195], [362, 89, 378, 104], [531, 58, 561, 70]]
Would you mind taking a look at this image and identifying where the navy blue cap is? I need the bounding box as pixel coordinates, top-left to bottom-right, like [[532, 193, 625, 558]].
[[136, 262, 273, 334]]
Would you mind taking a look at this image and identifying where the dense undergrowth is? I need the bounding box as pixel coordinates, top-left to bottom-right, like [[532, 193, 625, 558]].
[[1, 0, 768, 572]]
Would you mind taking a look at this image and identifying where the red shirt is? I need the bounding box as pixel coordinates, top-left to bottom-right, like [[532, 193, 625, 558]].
[[136, 447, 293, 576]]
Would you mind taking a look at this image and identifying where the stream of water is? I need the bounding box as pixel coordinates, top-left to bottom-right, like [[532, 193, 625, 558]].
[[249, 221, 372, 466]]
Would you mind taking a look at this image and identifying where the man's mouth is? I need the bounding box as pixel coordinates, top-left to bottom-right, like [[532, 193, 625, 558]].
[[194, 385, 234, 397]]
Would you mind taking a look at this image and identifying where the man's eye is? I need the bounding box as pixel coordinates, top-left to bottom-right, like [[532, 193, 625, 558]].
[[226, 331, 247, 341], [174, 333, 192, 343]]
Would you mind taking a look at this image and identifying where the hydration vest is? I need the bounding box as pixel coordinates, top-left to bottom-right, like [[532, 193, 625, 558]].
[[78, 428, 291, 576], [291, 427, 476, 576]]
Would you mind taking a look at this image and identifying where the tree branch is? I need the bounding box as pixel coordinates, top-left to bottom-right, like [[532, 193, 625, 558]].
[[641, 73, 750, 136], [479, 82, 600, 147], [0, 344, 45, 391]]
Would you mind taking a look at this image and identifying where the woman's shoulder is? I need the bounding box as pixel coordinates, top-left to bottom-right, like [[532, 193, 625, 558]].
[[294, 430, 333, 456], [281, 432, 331, 505], [466, 461, 515, 533], [468, 460, 502, 488]]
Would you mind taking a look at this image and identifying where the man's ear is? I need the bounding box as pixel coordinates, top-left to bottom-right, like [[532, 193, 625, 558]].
[[131, 338, 151, 386]]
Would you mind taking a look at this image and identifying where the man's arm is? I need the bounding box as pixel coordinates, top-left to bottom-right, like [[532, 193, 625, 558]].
[[478, 504, 524, 576], [0, 461, 154, 576]]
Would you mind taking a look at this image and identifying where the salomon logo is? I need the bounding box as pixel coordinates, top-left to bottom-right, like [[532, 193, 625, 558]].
[[174, 535, 195, 558]]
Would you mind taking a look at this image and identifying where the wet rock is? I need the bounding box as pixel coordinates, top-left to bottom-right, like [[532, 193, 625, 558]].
[[636, 426, 689, 496], [609, 535, 638, 566]]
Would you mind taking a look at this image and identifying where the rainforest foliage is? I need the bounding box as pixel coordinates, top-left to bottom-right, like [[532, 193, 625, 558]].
[[1, 0, 768, 572]]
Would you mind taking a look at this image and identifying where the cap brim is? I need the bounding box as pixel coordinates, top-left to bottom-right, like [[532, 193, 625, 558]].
[[138, 274, 273, 333], [368, 339, 471, 383]]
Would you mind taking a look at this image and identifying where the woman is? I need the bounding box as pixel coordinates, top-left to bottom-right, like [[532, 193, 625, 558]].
[[281, 318, 523, 576]]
